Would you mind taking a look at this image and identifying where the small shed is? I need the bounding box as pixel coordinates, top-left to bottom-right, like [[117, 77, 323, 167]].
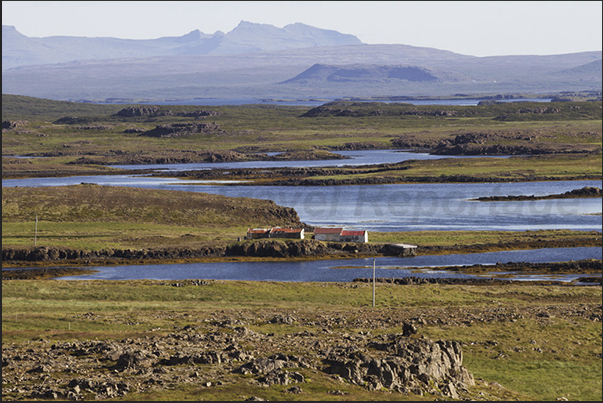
[[271, 228, 305, 239]]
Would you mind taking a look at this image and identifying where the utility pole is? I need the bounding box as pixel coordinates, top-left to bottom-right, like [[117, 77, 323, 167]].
[[372, 258, 376, 308], [34, 214, 38, 246]]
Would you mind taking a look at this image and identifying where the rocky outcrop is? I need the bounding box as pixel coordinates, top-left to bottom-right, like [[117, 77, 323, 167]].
[[392, 130, 602, 155], [177, 110, 220, 118], [324, 335, 474, 397], [328, 142, 383, 151], [114, 106, 220, 119], [204, 150, 250, 162], [139, 123, 223, 138], [114, 106, 160, 117], [266, 150, 349, 161], [301, 104, 457, 118], [52, 116, 98, 125], [2, 120, 28, 130]]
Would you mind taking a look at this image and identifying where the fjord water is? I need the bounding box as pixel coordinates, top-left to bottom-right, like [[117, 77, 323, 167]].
[[53, 247, 602, 282], [183, 181, 602, 232]]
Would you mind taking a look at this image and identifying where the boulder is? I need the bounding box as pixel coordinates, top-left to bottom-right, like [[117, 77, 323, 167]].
[[324, 334, 474, 395]]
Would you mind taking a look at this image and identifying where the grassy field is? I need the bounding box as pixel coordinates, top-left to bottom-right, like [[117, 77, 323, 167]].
[[2, 279, 601, 401]]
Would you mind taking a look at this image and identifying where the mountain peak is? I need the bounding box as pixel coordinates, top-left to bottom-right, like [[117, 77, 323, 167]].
[[180, 29, 204, 41], [235, 20, 261, 29]]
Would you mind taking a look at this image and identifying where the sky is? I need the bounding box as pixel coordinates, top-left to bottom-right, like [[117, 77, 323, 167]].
[[2, 1, 602, 57]]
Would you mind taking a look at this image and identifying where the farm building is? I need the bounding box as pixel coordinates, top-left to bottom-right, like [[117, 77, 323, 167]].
[[246, 227, 305, 240], [246, 228, 272, 239], [271, 228, 305, 239], [314, 227, 345, 242], [314, 227, 368, 243]]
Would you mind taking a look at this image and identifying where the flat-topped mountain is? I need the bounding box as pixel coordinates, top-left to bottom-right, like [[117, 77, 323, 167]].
[[283, 64, 443, 83]]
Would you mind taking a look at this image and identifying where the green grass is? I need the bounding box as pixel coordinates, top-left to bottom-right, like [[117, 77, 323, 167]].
[[427, 318, 603, 401]]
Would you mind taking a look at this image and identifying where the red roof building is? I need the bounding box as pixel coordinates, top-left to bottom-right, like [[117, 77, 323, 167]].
[[314, 228, 368, 243]]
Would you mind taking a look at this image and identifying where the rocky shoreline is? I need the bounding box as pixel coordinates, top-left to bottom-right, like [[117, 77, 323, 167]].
[[3, 236, 602, 267], [1, 240, 415, 265]]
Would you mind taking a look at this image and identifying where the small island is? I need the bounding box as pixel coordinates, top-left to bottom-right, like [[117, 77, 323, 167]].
[[471, 186, 601, 202]]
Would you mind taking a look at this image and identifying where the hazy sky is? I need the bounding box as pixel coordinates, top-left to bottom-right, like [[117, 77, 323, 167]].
[[2, 1, 602, 57]]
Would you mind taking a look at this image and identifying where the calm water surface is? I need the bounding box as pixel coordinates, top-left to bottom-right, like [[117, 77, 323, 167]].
[[50, 247, 602, 282]]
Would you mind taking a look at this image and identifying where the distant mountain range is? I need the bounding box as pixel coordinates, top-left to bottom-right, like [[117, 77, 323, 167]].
[[2, 22, 601, 102], [2, 22, 361, 70]]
